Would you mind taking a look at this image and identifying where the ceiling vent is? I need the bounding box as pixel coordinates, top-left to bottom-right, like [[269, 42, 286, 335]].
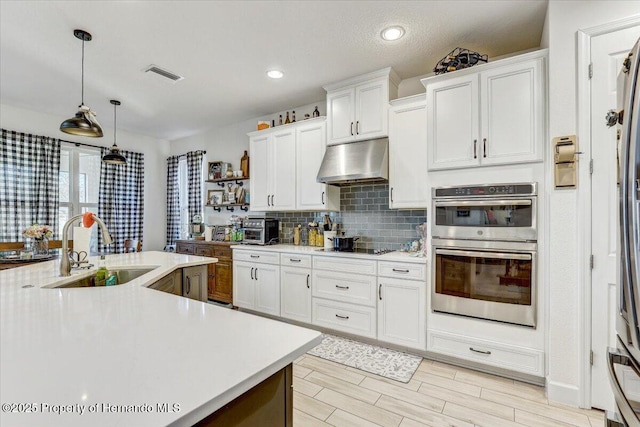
[[143, 64, 184, 83]]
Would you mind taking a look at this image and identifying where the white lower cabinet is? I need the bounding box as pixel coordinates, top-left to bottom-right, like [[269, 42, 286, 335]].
[[427, 329, 544, 377], [280, 265, 312, 323], [312, 298, 377, 339], [183, 265, 207, 302], [233, 257, 280, 316], [378, 277, 426, 350]]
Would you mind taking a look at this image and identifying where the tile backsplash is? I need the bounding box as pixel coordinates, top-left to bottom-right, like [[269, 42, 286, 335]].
[[273, 184, 426, 250]]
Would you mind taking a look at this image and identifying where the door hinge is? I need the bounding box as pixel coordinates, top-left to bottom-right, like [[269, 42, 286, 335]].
[[588, 63, 593, 79], [590, 350, 594, 365], [589, 159, 593, 175], [590, 254, 594, 269]]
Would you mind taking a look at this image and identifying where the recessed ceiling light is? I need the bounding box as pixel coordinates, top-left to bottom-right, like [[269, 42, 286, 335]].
[[267, 70, 284, 79], [381, 26, 405, 41]]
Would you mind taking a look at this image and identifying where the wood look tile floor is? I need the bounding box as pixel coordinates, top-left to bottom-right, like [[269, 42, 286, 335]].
[[292, 355, 604, 427]]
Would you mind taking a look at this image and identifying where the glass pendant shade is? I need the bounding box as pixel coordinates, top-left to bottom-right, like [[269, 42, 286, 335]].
[[102, 99, 127, 165], [60, 104, 103, 137]]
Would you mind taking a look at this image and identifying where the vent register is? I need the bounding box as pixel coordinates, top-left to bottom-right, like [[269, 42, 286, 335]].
[[143, 64, 184, 83]]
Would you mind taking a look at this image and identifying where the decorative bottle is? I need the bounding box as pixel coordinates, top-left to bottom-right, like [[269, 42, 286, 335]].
[[284, 112, 290, 124], [292, 111, 296, 122], [313, 106, 320, 118], [279, 115, 283, 125]]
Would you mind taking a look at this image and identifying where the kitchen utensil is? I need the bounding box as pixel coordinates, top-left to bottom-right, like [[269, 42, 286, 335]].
[[332, 235, 359, 251], [323, 214, 331, 231], [324, 231, 336, 249]]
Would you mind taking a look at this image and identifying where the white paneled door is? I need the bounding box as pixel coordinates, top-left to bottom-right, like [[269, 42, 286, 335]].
[[590, 25, 640, 410]]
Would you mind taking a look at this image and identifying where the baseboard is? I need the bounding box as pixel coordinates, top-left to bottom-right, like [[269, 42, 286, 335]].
[[546, 378, 581, 407]]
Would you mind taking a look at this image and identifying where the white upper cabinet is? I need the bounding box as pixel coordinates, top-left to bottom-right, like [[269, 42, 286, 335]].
[[249, 128, 296, 211], [295, 119, 340, 211], [423, 50, 546, 170], [388, 95, 428, 209], [324, 67, 399, 146]]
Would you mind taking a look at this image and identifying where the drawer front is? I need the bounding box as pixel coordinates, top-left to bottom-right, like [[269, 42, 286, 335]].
[[280, 253, 312, 268], [234, 250, 279, 265], [195, 246, 214, 257], [214, 246, 232, 258], [312, 270, 377, 307], [176, 243, 195, 255], [313, 256, 377, 275], [312, 298, 376, 339], [427, 330, 544, 377], [378, 261, 426, 281]]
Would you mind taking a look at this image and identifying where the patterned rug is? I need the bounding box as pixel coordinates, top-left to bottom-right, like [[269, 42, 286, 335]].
[[307, 334, 422, 383]]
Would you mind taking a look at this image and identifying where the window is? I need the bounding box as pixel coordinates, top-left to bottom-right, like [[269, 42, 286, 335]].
[[59, 146, 101, 251], [178, 157, 189, 239]]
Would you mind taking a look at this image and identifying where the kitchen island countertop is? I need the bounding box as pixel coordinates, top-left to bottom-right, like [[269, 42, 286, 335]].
[[0, 251, 321, 426]]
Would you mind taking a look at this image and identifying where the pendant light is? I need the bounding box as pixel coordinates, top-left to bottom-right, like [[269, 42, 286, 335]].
[[60, 29, 103, 137], [102, 100, 127, 165]]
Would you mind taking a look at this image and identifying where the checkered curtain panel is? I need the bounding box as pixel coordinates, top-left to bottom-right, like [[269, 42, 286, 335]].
[[166, 155, 180, 246], [186, 151, 204, 221], [98, 148, 145, 253], [0, 129, 61, 241]]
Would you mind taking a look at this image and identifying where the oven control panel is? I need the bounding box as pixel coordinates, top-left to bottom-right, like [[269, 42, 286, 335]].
[[434, 183, 537, 198]]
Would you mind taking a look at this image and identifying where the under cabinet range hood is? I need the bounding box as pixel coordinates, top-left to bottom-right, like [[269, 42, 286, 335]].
[[316, 138, 389, 186]]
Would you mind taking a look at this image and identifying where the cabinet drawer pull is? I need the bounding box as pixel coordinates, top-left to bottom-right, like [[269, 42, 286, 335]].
[[473, 139, 477, 159], [335, 314, 349, 320], [250, 255, 260, 259], [306, 274, 310, 289], [250, 267, 254, 280], [290, 258, 301, 263], [469, 347, 491, 355], [483, 138, 487, 158], [356, 121, 360, 135], [392, 268, 410, 273], [350, 122, 354, 136], [335, 285, 350, 290]]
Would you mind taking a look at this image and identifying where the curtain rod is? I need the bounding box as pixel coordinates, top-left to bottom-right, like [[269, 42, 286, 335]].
[[61, 140, 206, 157]]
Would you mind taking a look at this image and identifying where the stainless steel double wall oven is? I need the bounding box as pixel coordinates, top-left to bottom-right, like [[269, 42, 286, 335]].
[[431, 183, 538, 327]]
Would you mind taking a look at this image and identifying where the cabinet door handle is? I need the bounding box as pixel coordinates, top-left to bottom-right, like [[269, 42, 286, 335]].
[[255, 268, 258, 281], [250, 267, 254, 280], [290, 258, 301, 263], [356, 121, 360, 135], [350, 122, 354, 136], [483, 138, 487, 158], [469, 347, 491, 355], [306, 274, 310, 289], [335, 314, 349, 320], [186, 276, 191, 294], [321, 191, 325, 205], [390, 187, 393, 203], [473, 139, 477, 159], [392, 268, 410, 273], [379, 284, 382, 300], [335, 285, 350, 290], [271, 195, 275, 206], [267, 195, 271, 207]]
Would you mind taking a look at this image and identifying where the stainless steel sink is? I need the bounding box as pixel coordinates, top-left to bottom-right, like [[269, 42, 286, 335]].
[[47, 268, 156, 288]]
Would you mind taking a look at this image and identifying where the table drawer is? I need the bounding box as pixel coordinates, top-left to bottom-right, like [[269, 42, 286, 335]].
[[176, 243, 194, 255], [195, 246, 214, 257], [280, 253, 312, 268], [312, 298, 376, 339], [427, 330, 544, 377], [378, 261, 426, 281], [313, 256, 377, 275], [234, 250, 279, 265], [214, 246, 232, 258], [312, 270, 376, 307]]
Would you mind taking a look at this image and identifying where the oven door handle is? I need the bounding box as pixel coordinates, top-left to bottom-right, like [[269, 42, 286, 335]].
[[435, 249, 532, 261], [434, 200, 532, 207]]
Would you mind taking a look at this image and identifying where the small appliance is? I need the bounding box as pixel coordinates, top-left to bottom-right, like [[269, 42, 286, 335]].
[[242, 218, 279, 245]]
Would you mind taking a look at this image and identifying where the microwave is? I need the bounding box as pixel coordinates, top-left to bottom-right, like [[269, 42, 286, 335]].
[[243, 218, 279, 245]]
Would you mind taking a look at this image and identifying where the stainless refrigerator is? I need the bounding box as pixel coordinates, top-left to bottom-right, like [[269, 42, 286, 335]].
[[607, 37, 640, 427]]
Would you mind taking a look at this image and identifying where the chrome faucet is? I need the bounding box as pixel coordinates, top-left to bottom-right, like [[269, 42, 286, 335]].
[[60, 213, 113, 276]]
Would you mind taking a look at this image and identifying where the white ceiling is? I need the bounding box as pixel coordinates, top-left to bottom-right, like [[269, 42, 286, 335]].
[[0, 1, 547, 141]]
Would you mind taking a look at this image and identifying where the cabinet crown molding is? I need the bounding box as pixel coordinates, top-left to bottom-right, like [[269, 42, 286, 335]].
[[323, 67, 401, 92], [421, 48, 548, 88]]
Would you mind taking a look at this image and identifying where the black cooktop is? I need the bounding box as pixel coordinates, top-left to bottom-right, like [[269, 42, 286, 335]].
[[315, 248, 395, 255]]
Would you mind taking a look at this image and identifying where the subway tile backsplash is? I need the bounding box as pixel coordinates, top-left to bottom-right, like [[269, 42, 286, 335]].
[[272, 184, 426, 250]]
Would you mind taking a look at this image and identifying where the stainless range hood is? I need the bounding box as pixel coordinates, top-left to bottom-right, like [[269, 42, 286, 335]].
[[316, 138, 389, 186]]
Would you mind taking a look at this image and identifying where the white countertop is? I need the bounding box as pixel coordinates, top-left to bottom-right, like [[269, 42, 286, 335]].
[[231, 243, 428, 264], [0, 251, 321, 427]]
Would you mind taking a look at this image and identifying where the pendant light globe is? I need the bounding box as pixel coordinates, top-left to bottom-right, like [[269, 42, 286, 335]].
[[60, 29, 103, 138], [102, 100, 127, 165]]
